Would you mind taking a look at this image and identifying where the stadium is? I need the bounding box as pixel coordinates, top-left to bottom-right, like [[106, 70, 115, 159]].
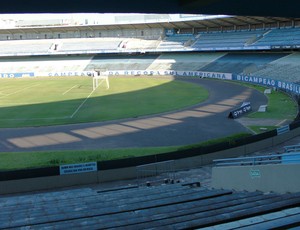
[[1, 1, 300, 228]]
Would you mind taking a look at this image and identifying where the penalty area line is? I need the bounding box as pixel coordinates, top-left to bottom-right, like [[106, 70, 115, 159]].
[[0, 83, 41, 98], [276, 119, 287, 126], [62, 85, 78, 95], [70, 90, 95, 118]]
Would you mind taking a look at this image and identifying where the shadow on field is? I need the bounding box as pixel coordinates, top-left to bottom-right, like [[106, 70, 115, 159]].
[[0, 77, 206, 128], [0, 79, 268, 152]]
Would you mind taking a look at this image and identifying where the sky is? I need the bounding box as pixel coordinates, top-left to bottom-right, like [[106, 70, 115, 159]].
[[0, 13, 228, 25]]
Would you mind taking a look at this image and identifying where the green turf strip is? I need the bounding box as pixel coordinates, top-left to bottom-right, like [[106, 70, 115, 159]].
[[0, 147, 177, 171], [0, 133, 250, 171], [247, 90, 297, 120], [232, 82, 298, 120]]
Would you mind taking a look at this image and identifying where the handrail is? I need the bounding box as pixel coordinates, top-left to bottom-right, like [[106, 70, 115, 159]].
[[284, 144, 300, 152], [213, 152, 300, 167]]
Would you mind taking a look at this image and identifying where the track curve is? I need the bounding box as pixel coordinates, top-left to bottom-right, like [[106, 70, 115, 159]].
[[0, 78, 267, 152]]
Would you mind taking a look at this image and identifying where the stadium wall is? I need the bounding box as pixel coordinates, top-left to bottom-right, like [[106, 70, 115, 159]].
[[212, 163, 300, 194]]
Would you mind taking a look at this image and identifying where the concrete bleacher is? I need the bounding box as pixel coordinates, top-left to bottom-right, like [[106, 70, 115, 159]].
[[120, 38, 160, 50], [199, 52, 287, 74], [191, 27, 300, 50], [254, 27, 300, 46], [84, 54, 160, 71], [158, 34, 195, 50], [59, 38, 123, 52], [251, 52, 300, 83], [0, 39, 53, 55], [83, 52, 228, 72], [192, 30, 265, 50], [0, 37, 133, 56], [1, 27, 300, 57], [146, 52, 227, 71], [0, 56, 92, 73], [202, 207, 300, 230], [1, 183, 300, 229]]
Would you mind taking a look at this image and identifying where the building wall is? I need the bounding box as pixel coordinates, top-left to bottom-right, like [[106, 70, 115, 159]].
[[212, 163, 300, 193]]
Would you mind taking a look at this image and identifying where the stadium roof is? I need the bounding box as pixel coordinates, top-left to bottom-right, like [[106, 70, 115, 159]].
[[1, 15, 299, 34], [1, 0, 300, 18]]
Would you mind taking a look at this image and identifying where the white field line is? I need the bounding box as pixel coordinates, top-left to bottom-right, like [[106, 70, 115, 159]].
[[94, 79, 105, 90], [98, 79, 105, 88], [0, 83, 41, 98], [70, 90, 95, 118], [62, 85, 78, 95], [276, 119, 287, 126]]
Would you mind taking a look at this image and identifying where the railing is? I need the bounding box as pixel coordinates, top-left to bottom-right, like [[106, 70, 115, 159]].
[[214, 152, 300, 167], [284, 144, 300, 152], [136, 160, 176, 186]]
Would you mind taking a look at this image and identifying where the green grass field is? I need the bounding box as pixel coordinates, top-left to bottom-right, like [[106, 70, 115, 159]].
[[0, 77, 208, 128]]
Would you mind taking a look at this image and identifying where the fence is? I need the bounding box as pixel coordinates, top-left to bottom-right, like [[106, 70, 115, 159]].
[[213, 152, 300, 167], [136, 160, 176, 186]]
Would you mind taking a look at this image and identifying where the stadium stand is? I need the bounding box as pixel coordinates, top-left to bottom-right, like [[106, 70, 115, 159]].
[[146, 52, 226, 71], [253, 27, 300, 47], [120, 38, 161, 50], [201, 207, 300, 229], [0, 56, 92, 73], [251, 52, 300, 83], [198, 52, 288, 74], [191, 27, 300, 50], [0, 39, 53, 55], [157, 33, 195, 49], [1, 183, 300, 229], [58, 38, 123, 52], [192, 30, 266, 50], [84, 54, 160, 71], [0, 38, 159, 56]]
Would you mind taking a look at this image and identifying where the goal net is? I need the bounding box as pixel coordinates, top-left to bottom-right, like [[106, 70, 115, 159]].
[[93, 69, 110, 91]]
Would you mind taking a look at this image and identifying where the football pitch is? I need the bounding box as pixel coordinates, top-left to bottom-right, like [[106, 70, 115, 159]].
[[0, 76, 208, 128]]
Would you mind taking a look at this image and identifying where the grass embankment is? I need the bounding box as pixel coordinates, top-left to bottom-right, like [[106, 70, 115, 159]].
[[0, 133, 250, 171], [246, 85, 297, 120], [235, 83, 298, 133]]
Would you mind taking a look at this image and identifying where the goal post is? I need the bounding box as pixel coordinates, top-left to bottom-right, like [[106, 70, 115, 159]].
[[93, 69, 110, 91]]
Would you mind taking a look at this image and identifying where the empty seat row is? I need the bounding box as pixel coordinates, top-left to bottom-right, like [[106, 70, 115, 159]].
[[2, 183, 300, 230]]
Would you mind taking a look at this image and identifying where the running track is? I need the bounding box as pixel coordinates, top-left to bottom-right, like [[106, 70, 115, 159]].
[[0, 78, 267, 152]]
